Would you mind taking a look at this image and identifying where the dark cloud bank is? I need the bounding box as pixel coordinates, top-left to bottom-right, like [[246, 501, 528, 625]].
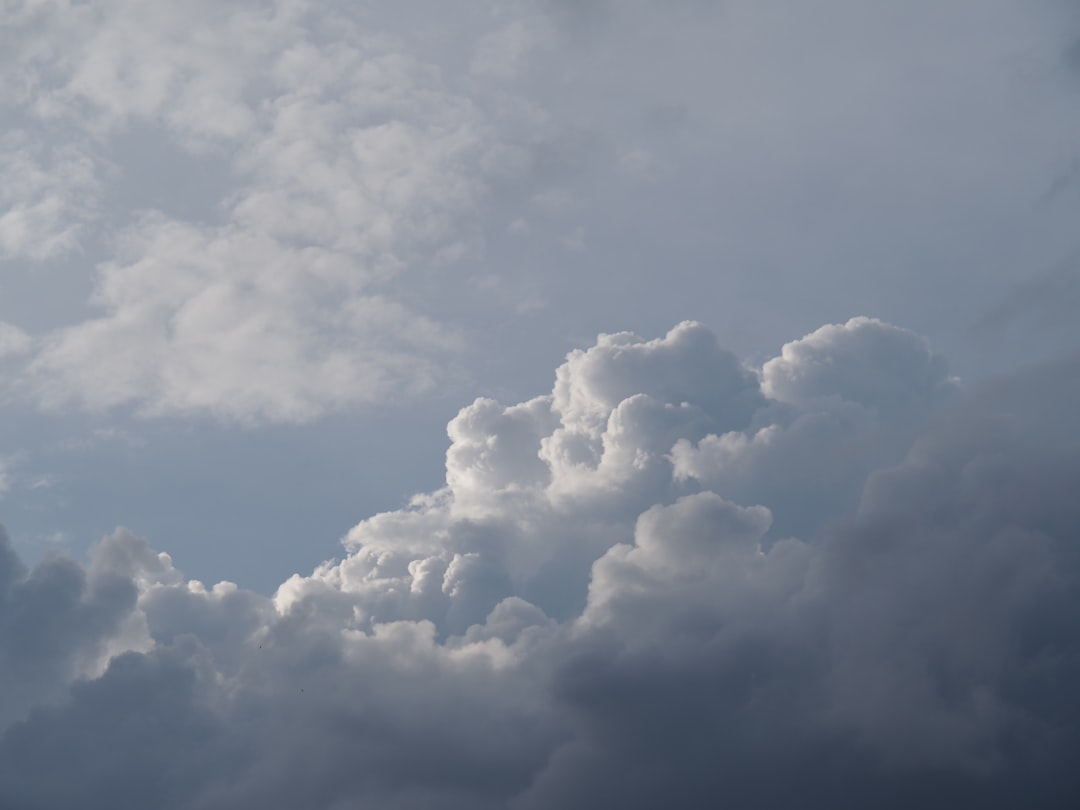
[[2, 318, 1079, 809]]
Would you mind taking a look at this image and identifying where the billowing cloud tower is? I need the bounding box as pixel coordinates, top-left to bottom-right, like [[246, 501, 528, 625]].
[[1, 317, 1077, 808]]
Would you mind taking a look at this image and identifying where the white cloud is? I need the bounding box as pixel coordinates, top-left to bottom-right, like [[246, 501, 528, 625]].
[[1, 318, 1078, 807], [1, 1, 499, 422], [0, 136, 99, 260], [28, 215, 462, 422], [761, 317, 957, 414], [3, 0, 296, 139], [2, 0, 1077, 425]]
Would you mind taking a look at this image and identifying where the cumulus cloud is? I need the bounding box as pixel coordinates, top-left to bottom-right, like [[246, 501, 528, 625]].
[[1, 0, 496, 423], [0, 526, 139, 731], [28, 216, 462, 422], [1, 318, 1078, 808]]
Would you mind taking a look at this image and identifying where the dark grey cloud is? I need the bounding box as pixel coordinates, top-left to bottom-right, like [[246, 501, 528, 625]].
[[1, 319, 1079, 808], [0, 526, 136, 730]]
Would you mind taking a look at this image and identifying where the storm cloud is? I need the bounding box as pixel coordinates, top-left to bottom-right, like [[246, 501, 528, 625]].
[[2, 0, 1079, 805], [0, 319, 1077, 808]]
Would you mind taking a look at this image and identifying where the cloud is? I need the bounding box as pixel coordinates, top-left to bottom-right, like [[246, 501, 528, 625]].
[[761, 317, 955, 413], [974, 257, 1080, 341], [0, 322, 31, 358], [27, 215, 463, 422], [2, 0, 1079, 424], [2, 1, 496, 423], [1, 318, 1078, 808], [0, 526, 139, 731], [0, 135, 99, 260]]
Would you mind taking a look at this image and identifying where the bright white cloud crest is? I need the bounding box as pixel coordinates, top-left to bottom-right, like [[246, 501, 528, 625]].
[[2, 318, 1078, 808]]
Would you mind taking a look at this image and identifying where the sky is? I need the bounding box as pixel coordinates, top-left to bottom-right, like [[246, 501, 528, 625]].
[[1, 0, 1079, 807]]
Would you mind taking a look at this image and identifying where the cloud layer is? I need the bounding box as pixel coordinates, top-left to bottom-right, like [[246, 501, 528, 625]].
[[1, 318, 1077, 808], [3, 0, 497, 422], [3, 0, 1078, 421]]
